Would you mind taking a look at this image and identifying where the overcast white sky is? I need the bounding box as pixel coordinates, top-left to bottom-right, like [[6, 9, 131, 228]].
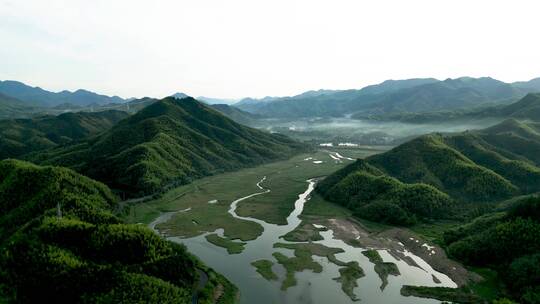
[[1, 0, 539, 99]]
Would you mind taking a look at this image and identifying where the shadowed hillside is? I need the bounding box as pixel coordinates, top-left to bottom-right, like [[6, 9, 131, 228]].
[[0, 110, 129, 159]]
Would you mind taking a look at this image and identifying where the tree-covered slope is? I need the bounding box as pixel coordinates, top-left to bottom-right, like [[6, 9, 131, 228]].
[[317, 119, 540, 225], [367, 134, 519, 201], [0, 110, 129, 159], [0, 159, 236, 303], [209, 104, 263, 126], [317, 159, 453, 225], [442, 196, 540, 303], [497, 93, 540, 119], [0, 92, 39, 120], [92, 98, 263, 125], [31, 97, 305, 195], [480, 119, 540, 164]]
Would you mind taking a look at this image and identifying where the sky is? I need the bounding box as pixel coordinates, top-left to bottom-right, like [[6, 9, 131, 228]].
[[1, 0, 540, 99]]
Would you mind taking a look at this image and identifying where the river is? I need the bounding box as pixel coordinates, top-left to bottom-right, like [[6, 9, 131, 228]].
[[149, 177, 456, 304]]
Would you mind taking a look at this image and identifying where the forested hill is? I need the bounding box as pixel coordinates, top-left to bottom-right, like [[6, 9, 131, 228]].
[[0, 110, 129, 159], [497, 92, 540, 119], [0, 159, 236, 303], [0, 92, 38, 120], [209, 103, 263, 126], [317, 119, 540, 225], [30, 97, 306, 195]]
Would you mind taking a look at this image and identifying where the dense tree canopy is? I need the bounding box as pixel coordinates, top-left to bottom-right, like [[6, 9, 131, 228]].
[[0, 159, 236, 303]]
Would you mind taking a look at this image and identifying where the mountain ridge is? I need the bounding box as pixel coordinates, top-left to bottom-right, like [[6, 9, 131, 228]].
[[0, 110, 129, 159], [236, 77, 537, 118], [30, 97, 306, 195], [0, 80, 126, 107]]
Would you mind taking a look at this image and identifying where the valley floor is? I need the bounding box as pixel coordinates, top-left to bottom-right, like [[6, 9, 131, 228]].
[[123, 147, 492, 303]]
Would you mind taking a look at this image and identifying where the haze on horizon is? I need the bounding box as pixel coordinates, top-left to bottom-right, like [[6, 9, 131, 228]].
[[1, 0, 539, 99]]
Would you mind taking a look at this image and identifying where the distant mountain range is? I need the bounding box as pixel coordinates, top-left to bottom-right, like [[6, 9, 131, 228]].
[[2, 76, 539, 121], [362, 93, 540, 123], [30, 97, 305, 195], [170, 93, 240, 105], [236, 77, 540, 118], [197, 96, 240, 105], [0, 80, 126, 107]]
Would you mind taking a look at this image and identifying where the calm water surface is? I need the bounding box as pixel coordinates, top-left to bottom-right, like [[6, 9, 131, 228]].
[[150, 177, 455, 304]]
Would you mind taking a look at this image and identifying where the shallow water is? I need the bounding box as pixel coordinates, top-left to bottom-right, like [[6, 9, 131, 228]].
[[150, 178, 455, 303]]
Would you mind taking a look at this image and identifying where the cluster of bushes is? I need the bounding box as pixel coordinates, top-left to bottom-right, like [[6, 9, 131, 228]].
[[443, 196, 540, 303]]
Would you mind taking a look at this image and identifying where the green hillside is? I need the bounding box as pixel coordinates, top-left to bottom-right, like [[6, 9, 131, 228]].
[[0, 159, 236, 303], [367, 134, 519, 202], [498, 93, 540, 119], [442, 196, 540, 303], [0, 110, 128, 159], [209, 104, 263, 126], [31, 97, 305, 195], [317, 159, 453, 225], [317, 119, 540, 225], [97, 98, 265, 125], [480, 119, 540, 164]]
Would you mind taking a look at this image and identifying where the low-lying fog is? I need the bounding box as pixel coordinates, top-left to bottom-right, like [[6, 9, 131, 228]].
[[255, 117, 504, 145]]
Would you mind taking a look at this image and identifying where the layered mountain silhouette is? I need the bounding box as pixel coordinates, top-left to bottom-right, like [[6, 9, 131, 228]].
[[368, 93, 540, 123], [237, 77, 539, 118], [0, 80, 126, 107]]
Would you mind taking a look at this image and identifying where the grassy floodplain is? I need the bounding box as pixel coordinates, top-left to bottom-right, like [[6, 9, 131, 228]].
[[333, 262, 365, 301], [362, 250, 400, 290], [205, 233, 246, 254], [251, 260, 278, 281], [124, 148, 381, 241]]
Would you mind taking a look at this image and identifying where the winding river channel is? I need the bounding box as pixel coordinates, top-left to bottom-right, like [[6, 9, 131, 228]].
[[149, 177, 456, 303]]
